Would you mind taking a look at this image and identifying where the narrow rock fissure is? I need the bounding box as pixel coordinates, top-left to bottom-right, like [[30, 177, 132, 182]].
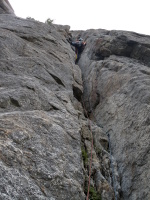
[[73, 85, 82, 102], [10, 97, 21, 107], [80, 96, 118, 199], [49, 72, 65, 87], [77, 45, 121, 199]]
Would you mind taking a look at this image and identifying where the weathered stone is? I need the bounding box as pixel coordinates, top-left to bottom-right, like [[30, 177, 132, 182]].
[[74, 29, 150, 200], [80, 120, 120, 200], [0, 12, 85, 199], [1, 1, 150, 199], [0, 0, 14, 14]]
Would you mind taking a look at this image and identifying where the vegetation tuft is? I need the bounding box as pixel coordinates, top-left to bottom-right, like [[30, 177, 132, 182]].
[[85, 186, 101, 200], [81, 146, 88, 167], [45, 18, 54, 25]]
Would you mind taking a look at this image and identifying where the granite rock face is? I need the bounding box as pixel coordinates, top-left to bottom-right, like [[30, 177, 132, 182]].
[[1, 1, 150, 199], [0, 12, 118, 200], [0, 14, 85, 200], [74, 29, 150, 200]]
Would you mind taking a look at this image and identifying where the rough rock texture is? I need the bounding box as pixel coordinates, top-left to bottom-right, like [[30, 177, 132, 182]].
[[73, 29, 150, 200], [1, 1, 149, 199], [81, 121, 120, 200], [0, 11, 118, 200], [0, 0, 14, 14], [0, 14, 85, 199]]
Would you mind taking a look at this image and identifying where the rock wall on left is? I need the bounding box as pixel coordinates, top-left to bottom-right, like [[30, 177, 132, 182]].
[[0, 14, 85, 200]]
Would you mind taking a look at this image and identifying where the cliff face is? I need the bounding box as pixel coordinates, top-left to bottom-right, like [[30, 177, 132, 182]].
[[0, 14, 85, 199], [0, 3, 150, 200], [0, 12, 119, 200], [74, 29, 150, 200]]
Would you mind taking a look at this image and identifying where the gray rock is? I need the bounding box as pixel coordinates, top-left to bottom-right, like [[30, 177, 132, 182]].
[[1, 1, 149, 199], [0, 0, 15, 14], [0, 15, 116, 200], [0, 13, 84, 199], [73, 29, 150, 200]]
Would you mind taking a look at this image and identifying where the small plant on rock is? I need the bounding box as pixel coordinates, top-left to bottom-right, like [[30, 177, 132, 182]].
[[45, 18, 54, 25], [81, 146, 88, 167], [85, 185, 101, 200], [89, 186, 102, 200]]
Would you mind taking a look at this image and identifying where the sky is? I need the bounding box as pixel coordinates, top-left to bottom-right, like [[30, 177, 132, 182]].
[[9, 0, 150, 35]]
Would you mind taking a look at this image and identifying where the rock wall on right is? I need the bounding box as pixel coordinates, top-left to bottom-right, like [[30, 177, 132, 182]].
[[73, 29, 150, 200]]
